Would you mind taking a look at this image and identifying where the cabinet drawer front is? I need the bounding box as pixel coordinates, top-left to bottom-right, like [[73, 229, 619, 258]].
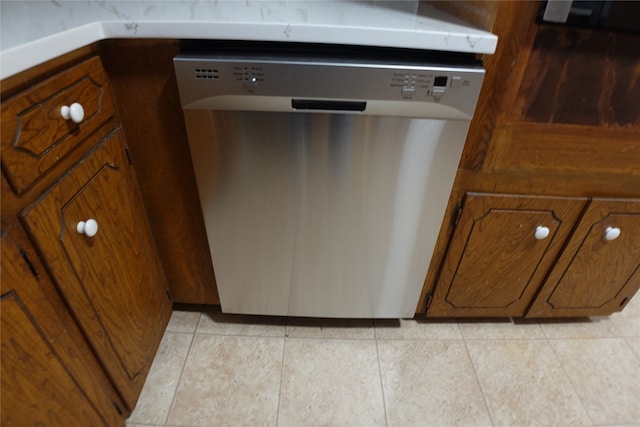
[[1, 56, 115, 194], [21, 130, 170, 409]]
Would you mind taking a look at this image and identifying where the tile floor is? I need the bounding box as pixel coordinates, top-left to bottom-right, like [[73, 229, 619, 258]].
[[127, 296, 640, 427]]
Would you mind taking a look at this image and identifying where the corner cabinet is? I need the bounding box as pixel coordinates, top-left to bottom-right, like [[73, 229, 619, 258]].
[[1, 53, 171, 424], [427, 193, 640, 318]]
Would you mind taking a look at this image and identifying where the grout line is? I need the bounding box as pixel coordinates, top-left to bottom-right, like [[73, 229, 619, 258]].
[[374, 334, 390, 427], [162, 330, 197, 426], [193, 311, 205, 334], [623, 337, 640, 361], [542, 331, 595, 426], [462, 339, 496, 427], [275, 333, 289, 427]]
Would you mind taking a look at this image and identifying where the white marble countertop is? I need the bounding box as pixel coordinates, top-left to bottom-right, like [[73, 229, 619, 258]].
[[0, 1, 497, 80]]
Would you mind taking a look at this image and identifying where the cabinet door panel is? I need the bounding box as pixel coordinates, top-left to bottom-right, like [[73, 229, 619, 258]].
[[428, 193, 586, 317], [527, 199, 640, 317], [1, 293, 108, 427], [21, 130, 171, 409], [0, 226, 124, 426]]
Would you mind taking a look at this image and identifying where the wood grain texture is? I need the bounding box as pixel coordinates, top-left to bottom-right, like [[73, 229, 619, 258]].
[[457, 1, 539, 171], [0, 44, 99, 99], [1, 56, 115, 194], [1, 293, 106, 427], [20, 130, 171, 409], [490, 122, 640, 176], [1, 223, 126, 426], [420, 6, 640, 315], [527, 198, 640, 317], [100, 39, 219, 305], [428, 193, 586, 317], [515, 28, 640, 128], [423, 1, 499, 31]]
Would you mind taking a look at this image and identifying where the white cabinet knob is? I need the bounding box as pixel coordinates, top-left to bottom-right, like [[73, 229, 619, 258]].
[[605, 226, 621, 241], [60, 102, 85, 123], [76, 219, 98, 237], [535, 226, 550, 240]]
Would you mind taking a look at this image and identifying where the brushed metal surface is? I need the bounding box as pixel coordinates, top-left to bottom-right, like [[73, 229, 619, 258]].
[[176, 50, 483, 317], [184, 110, 470, 317], [174, 54, 485, 119]]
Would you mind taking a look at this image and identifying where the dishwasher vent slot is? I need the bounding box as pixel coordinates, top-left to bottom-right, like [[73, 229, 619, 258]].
[[194, 68, 219, 79]]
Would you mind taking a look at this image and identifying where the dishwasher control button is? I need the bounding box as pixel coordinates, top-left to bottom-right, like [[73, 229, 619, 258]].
[[243, 77, 258, 91], [432, 87, 446, 96], [450, 76, 462, 88], [401, 87, 415, 98]]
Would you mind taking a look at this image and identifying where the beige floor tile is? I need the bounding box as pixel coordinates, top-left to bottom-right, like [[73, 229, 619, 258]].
[[126, 332, 193, 425], [167, 335, 284, 427], [197, 307, 286, 337], [610, 294, 640, 338], [550, 338, 640, 425], [375, 317, 463, 340], [626, 337, 640, 359], [285, 317, 375, 339], [460, 319, 546, 340], [166, 310, 202, 333], [378, 340, 492, 427], [539, 316, 620, 339], [466, 340, 592, 427], [278, 338, 385, 427]]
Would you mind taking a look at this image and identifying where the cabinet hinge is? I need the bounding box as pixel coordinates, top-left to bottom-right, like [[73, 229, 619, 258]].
[[111, 400, 123, 416], [452, 200, 463, 226], [425, 291, 434, 311], [125, 147, 134, 165], [19, 247, 39, 279]]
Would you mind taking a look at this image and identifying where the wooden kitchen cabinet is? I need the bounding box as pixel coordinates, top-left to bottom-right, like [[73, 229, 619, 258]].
[[1, 51, 171, 419], [1, 225, 126, 426], [20, 129, 172, 408], [427, 193, 586, 317], [418, 2, 640, 317], [427, 193, 640, 318], [527, 199, 640, 318]]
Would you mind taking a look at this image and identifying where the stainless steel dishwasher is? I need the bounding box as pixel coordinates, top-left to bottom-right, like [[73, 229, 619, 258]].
[[174, 42, 484, 318]]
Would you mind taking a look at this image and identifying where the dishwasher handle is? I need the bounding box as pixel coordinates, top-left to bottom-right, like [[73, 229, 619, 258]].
[[291, 99, 366, 112]]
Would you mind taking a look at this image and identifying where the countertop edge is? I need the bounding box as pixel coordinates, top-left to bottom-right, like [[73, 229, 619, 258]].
[[1, 20, 497, 80]]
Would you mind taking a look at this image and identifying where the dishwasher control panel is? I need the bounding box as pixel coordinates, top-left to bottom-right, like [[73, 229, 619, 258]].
[[175, 54, 485, 119]]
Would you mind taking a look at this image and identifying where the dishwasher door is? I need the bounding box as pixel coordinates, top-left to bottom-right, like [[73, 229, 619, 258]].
[[184, 109, 469, 318]]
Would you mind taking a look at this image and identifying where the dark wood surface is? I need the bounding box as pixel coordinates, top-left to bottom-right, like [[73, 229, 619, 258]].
[[515, 28, 640, 128], [1, 223, 126, 426], [527, 198, 640, 317], [100, 39, 219, 305], [20, 130, 172, 409], [428, 193, 586, 317]]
